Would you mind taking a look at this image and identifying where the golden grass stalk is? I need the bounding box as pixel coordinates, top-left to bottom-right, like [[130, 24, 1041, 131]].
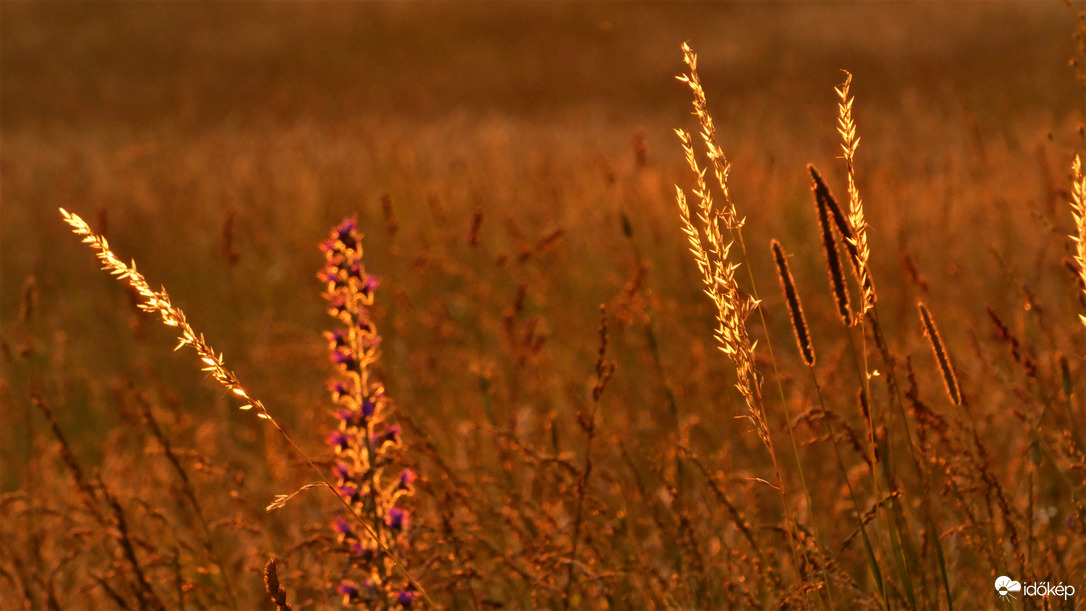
[[837, 71, 877, 319], [58, 207, 432, 605], [59, 208, 272, 420], [771, 240, 815, 367], [1069, 155, 1086, 331], [674, 46, 767, 447], [918, 302, 962, 406]]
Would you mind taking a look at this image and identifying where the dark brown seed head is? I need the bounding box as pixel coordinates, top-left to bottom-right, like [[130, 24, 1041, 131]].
[[808, 165, 852, 325], [772, 239, 815, 366], [918, 302, 962, 405]]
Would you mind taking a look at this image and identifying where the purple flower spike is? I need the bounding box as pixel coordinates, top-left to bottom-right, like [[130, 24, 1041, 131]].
[[320, 217, 418, 599]]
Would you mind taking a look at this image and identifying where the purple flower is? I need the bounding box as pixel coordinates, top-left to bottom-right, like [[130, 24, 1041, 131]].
[[360, 274, 379, 295], [334, 516, 352, 536], [331, 348, 358, 370], [361, 399, 376, 419], [317, 266, 341, 285], [320, 218, 419, 599], [386, 507, 408, 531], [333, 218, 360, 249], [337, 581, 360, 600], [374, 424, 401, 448], [327, 380, 351, 399], [326, 294, 348, 317], [396, 589, 417, 608], [325, 329, 349, 349], [397, 469, 417, 492], [326, 430, 350, 452], [335, 407, 368, 428], [337, 482, 359, 502], [332, 460, 350, 478], [345, 261, 365, 280]]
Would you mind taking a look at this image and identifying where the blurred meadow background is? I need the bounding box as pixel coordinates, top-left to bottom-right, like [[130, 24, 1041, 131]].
[[3, 2, 1086, 608]]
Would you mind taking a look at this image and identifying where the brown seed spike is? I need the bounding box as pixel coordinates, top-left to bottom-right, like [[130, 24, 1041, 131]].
[[264, 558, 293, 611], [918, 302, 962, 406], [772, 240, 815, 367], [808, 165, 860, 268], [808, 165, 853, 325]]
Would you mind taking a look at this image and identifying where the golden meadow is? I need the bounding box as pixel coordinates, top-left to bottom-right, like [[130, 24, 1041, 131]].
[[3, 3, 1085, 609]]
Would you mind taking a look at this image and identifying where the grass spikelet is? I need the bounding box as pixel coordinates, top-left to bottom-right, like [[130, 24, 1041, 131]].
[[59, 207, 274, 422], [837, 71, 877, 318], [771, 239, 815, 366], [918, 302, 962, 406], [807, 165, 853, 325], [1069, 155, 1086, 331], [677, 42, 742, 231]]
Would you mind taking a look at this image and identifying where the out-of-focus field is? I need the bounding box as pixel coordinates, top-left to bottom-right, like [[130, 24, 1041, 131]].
[[3, 2, 1085, 608]]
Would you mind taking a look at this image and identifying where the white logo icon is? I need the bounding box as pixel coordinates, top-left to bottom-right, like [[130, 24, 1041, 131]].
[[995, 576, 1022, 600]]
